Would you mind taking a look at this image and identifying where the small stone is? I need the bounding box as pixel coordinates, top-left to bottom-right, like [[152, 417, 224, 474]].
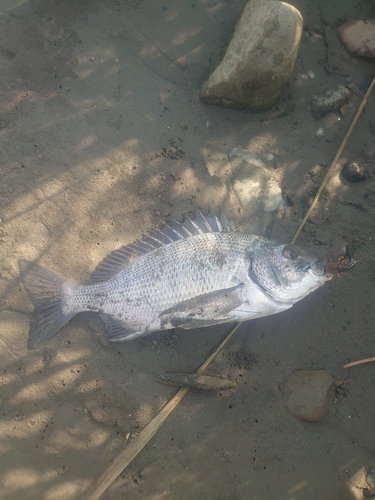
[[280, 370, 333, 422], [341, 161, 366, 182], [311, 86, 351, 118], [308, 70, 315, 79], [337, 20, 375, 60]]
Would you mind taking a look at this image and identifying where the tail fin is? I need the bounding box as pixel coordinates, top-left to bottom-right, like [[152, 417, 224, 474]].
[[18, 260, 76, 349]]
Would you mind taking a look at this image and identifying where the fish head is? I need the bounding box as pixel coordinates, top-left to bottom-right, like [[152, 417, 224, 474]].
[[249, 244, 331, 303]]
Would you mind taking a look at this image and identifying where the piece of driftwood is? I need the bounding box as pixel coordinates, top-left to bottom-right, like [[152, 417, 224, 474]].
[[154, 372, 237, 390]]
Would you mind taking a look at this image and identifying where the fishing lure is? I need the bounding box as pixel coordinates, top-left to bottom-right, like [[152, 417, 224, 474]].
[[325, 256, 356, 275]]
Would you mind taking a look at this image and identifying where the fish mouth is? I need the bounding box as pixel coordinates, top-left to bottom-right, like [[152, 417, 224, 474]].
[[306, 259, 328, 277], [279, 250, 327, 277], [275, 245, 328, 278]]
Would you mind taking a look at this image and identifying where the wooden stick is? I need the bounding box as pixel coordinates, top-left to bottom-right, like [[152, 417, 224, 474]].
[[80, 322, 241, 500], [291, 75, 375, 245], [343, 356, 375, 369]]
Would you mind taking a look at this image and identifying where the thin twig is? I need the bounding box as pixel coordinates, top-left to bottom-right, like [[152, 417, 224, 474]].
[[343, 356, 375, 369]]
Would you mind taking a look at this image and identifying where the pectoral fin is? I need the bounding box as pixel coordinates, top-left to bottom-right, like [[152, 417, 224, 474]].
[[159, 284, 244, 330]]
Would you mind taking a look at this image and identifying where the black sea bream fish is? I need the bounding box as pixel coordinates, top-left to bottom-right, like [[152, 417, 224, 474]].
[[19, 213, 332, 349]]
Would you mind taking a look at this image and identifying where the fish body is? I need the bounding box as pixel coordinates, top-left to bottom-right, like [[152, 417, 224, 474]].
[[19, 213, 331, 349]]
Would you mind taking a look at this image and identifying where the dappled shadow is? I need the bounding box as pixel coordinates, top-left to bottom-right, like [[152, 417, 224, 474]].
[[1, 0, 375, 498]]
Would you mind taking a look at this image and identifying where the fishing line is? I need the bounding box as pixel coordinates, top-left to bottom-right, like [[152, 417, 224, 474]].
[[348, 249, 375, 264], [80, 76, 375, 500]]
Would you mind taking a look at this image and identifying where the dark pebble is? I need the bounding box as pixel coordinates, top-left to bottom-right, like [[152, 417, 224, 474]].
[[341, 162, 366, 182]]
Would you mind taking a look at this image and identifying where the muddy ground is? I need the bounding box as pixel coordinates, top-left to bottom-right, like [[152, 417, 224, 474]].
[[1, 0, 375, 499]]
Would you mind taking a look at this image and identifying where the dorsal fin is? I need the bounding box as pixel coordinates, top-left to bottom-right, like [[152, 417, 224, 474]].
[[90, 212, 232, 282]]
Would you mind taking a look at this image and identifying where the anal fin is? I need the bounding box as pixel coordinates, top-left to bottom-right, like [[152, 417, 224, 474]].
[[100, 313, 142, 342]]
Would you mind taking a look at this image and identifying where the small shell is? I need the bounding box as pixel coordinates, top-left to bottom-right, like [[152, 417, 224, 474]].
[[266, 154, 274, 161], [316, 127, 324, 137], [308, 70, 315, 79], [301, 74, 308, 80], [205, 120, 211, 128]]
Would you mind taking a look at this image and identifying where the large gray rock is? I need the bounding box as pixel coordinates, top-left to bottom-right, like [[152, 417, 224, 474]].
[[280, 370, 333, 422], [200, 1, 303, 112]]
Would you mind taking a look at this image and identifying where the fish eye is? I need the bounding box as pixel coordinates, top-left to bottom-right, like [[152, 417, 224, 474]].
[[282, 246, 300, 260]]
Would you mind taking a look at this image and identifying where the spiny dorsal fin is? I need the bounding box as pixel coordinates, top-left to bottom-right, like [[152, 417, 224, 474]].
[[90, 211, 232, 282]]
